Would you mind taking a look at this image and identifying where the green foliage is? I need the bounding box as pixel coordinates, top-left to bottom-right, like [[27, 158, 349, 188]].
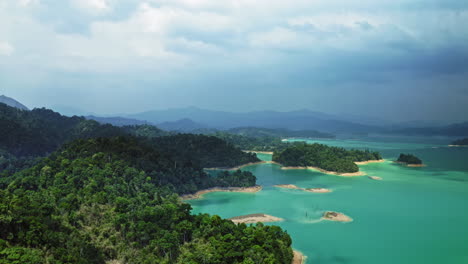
[[397, 153, 422, 165], [211, 132, 285, 152], [0, 104, 125, 157], [0, 137, 293, 264], [451, 138, 468, 146], [147, 134, 260, 168], [273, 143, 382, 173]]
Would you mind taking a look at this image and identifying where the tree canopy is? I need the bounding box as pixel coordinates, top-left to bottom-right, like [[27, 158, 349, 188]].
[[273, 143, 382, 173]]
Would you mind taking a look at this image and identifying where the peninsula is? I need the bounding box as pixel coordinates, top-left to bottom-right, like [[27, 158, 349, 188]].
[[273, 143, 382, 175], [180, 185, 262, 200]]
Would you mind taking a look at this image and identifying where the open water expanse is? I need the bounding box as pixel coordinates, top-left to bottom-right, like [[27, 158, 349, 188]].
[[189, 136, 468, 264]]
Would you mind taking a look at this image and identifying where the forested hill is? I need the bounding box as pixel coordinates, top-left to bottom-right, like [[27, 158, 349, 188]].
[[273, 143, 382, 173], [0, 102, 260, 185], [0, 103, 125, 156], [0, 136, 293, 263], [148, 134, 259, 168]]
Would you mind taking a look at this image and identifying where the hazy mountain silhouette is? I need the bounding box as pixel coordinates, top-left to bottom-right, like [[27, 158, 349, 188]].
[[0, 95, 29, 110]]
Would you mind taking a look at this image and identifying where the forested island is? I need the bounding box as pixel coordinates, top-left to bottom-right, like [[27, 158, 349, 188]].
[[273, 143, 382, 174], [0, 103, 294, 263], [396, 153, 423, 166], [450, 138, 468, 146]]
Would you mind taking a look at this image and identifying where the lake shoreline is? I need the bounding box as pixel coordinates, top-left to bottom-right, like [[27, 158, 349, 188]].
[[274, 159, 384, 176], [393, 161, 426, 167], [280, 165, 366, 177], [243, 150, 274, 155], [292, 250, 306, 264], [354, 159, 385, 165], [180, 185, 262, 200], [204, 161, 268, 171]]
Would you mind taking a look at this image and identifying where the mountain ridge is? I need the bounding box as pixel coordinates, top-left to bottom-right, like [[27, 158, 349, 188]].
[[0, 95, 29, 110]]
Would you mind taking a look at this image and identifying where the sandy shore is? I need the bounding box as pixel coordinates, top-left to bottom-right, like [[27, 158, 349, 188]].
[[204, 161, 268, 171], [393, 161, 426, 167], [180, 186, 262, 200], [407, 164, 426, 167], [292, 250, 306, 264], [229, 213, 284, 224], [354, 159, 385, 165], [281, 166, 365, 177], [275, 184, 332, 193], [322, 211, 353, 222], [243, 150, 274, 155], [369, 176, 383, 180]]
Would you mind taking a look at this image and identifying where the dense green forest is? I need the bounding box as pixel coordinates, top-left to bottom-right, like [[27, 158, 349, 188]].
[[0, 137, 293, 263], [451, 138, 468, 146], [0, 103, 294, 263], [211, 132, 285, 152], [273, 143, 382, 173], [147, 134, 259, 169], [397, 153, 423, 165], [0, 104, 257, 169]]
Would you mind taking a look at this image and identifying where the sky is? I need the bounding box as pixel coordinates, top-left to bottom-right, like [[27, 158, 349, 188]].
[[0, 0, 467, 122]]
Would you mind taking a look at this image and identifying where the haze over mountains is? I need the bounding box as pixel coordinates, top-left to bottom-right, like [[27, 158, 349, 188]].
[[2, 95, 467, 137], [126, 107, 378, 133], [0, 95, 29, 111]]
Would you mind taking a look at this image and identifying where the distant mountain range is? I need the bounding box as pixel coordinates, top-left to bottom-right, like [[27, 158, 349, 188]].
[[2, 95, 467, 137], [157, 118, 209, 132], [127, 107, 379, 133], [0, 95, 29, 110], [86, 115, 150, 127]]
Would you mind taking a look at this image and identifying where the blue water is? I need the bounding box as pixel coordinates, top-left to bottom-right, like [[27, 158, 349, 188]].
[[189, 136, 468, 264]]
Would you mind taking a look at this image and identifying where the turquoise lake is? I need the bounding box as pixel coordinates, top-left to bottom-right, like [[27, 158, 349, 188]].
[[189, 136, 468, 264]]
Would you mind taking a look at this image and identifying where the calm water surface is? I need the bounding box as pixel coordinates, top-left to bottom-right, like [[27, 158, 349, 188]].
[[189, 136, 468, 264]]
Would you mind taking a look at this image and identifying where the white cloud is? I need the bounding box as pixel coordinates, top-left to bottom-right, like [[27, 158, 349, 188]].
[[0, 41, 14, 56], [18, 0, 40, 7], [71, 0, 111, 15]]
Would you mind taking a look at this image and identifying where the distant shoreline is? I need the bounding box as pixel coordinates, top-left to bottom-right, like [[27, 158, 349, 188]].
[[180, 185, 262, 200], [243, 150, 274, 155], [448, 145, 468, 147], [280, 165, 366, 177], [204, 161, 268, 171], [393, 161, 426, 167]]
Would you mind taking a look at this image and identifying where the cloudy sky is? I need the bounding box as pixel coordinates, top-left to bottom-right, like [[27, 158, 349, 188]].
[[1, 0, 467, 122]]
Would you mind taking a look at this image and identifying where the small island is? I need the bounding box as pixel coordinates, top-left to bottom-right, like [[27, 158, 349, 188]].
[[181, 185, 262, 200], [273, 143, 382, 175], [450, 138, 468, 147], [395, 153, 425, 167], [229, 213, 284, 224], [322, 211, 353, 222], [275, 184, 332, 193]]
